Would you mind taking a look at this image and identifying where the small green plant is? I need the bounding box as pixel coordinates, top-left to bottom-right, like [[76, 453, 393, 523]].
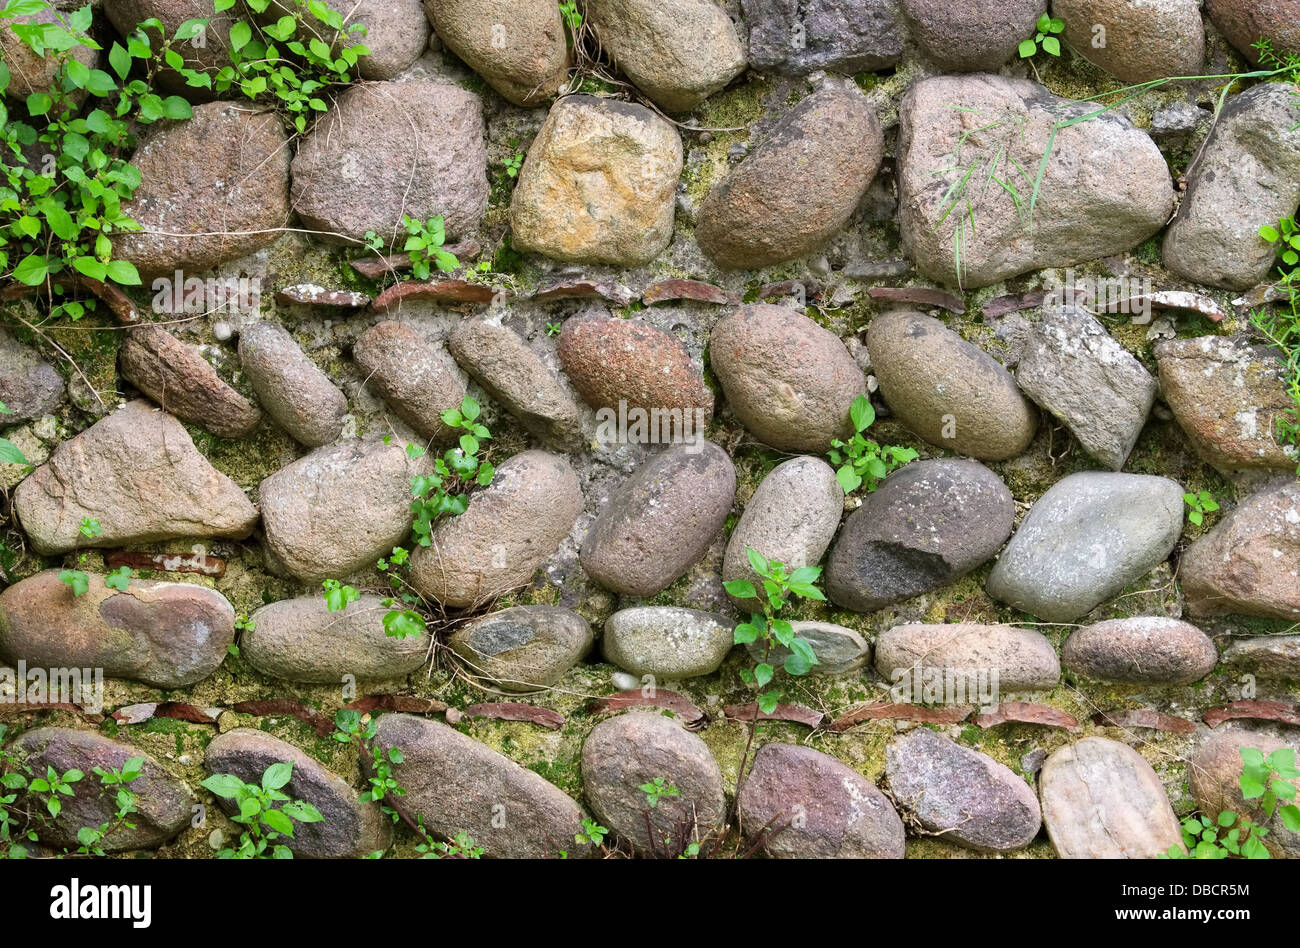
[[723, 549, 823, 715], [1166, 747, 1300, 859], [1019, 13, 1065, 60], [828, 395, 918, 495], [0, 727, 36, 859], [546, 320, 562, 337], [1260, 216, 1300, 274], [77, 518, 102, 539], [104, 565, 132, 591], [419, 829, 484, 859], [57, 569, 89, 597], [0, 403, 28, 467], [639, 777, 680, 809], [558, 0, 581, 31], [1182, 490, 1220, 527], [321, 578, 359, 613], [502, 151, 523, 180], [27, 763, 82, 820], [401, 214, 460, 280], [201, 762, 323, 859], [576, 817, 607, 847], [74, 756, 143, 856]]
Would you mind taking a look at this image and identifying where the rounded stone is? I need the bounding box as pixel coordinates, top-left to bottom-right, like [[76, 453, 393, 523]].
[[696, 86, 883, 269], [424, 0, 570, 106], [205, 729, 391, 859], [1204, 0, 1300, 63], [711, 304, 867, 452], [243, 595, 428, 683], [352, 321, 467, 444], [874, 623, 1061, 692], [825, 459, 1014, 613], [1061, 617, 1217, 685], [900, 0, 1046, 71], [580, 712, 726, 856], [1055, 0, 1205, 83], [739, 742, 905, 858], [239, 321, 348, 447], [580, 442, 736, 597], [1039, 737, 1184, 858], [0, 569, 233, 689], [866, 310, 1037, 461], [602, 606, 736, 679], [448, 605, 593, 692], [409, 450, 583, 608], [885, 728, 1042, 852], [723, 456, 842, 612], [986, 472, 1185, 622]]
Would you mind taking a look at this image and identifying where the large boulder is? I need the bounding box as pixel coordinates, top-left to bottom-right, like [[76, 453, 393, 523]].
[[866, 310, 1038, 460], [119, 325, 262, 440], [290, 81, 488, 246], [1204, 0, 1300, 64], [239, 321, 348, 448], [885, 729, 1041, 852], [8, 727, 193, 852], [723, 456, 842, 612], [259, 439, 427, 584], [0, 570, 233, 688], [510, 96, 683, 267], [1014, 305, 1158, 470], [1163, 83, 1300, 289], [424, 0, 570, 106], [13, 401, 258, 555], [243, 595, 428, 683], [739, 743, 905, 858], [1054, 0, 1205, 82], [1040, 737, 1184, 858], [584, 0, 747, 112], [696, 85, 883, 268], [205, 730, 391, 859], [409, 450, 583, 607], [371, 714, 591, 858], [1155, 336, 1299, 473], [740, 0, 904, 74], [826, 459, 1014, 612], [900, 0, 1045, 71], [710, 304, 867, 452], [115, 102, 290, 279], [897, 75, 1175, 287], [1181, 482, 1300, 622], [580, 712, 726, 856], [986, 472, 1185, 622], [580, 442, 735, 597]]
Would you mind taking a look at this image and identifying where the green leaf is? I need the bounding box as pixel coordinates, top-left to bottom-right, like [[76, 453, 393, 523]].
[[732, 622, 760, 645], [1261, 224, 1282, 243], [58, 570, 89, 597], [104, 566, 132, 591], [754, 663, 774, 687], [849, 394, 875, 432], [105, 259, 141, 285], [25, 91, 52, 116], [0, 438, 29, 467], [1042, 36, 1061, 56], [261, 808, 294, 838], [722, 580, 756, 599], [201, 773, 246, 799], [108, 43, 132, 79], [229, 20, 252, 52], [835, 464, 862, 495], [262, 761, 294, 792], [1216, 810, 1237, 827], [745, 547, 769, 577], [11, 254, 48, 285], [1018, 38, 1037, 58]]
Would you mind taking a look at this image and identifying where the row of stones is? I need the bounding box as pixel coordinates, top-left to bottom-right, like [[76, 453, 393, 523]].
[[10, 713, 1297, 859]]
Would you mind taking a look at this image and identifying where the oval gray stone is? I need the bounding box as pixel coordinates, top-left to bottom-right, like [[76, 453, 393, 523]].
[[260, 439, 428, 584], [353, 321, 466, 444], [0, 569, 233, 689], [9, 727, 193, 852], [205, 729, 391, 858], [711, 304, 867, 452], [372, 713, 591, 858], [826, 458, 1013, 612], [409, 450, 583, 608], [602, 606, 735, 679], [885, 728, 1041, 852], [986, 472, 1185, 622], [723, 456, 842, 612], [1222, 636, 1300, 680], [1062, 617, 1217, 685], [581, 442, 735, 597], [243, 595, 428, 683], [867, 310, 1037, 460], [239, 321, 348, 447], [744, 620, 870, 675], [0, 329, 62, 424], [449, 605, 593, 692], [875, 623, 1060, 692], [1040, 737, 1184, 858], [581, 712, 726, 856], [424, 0, 570, 106], [739, 742, 905, 858]]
